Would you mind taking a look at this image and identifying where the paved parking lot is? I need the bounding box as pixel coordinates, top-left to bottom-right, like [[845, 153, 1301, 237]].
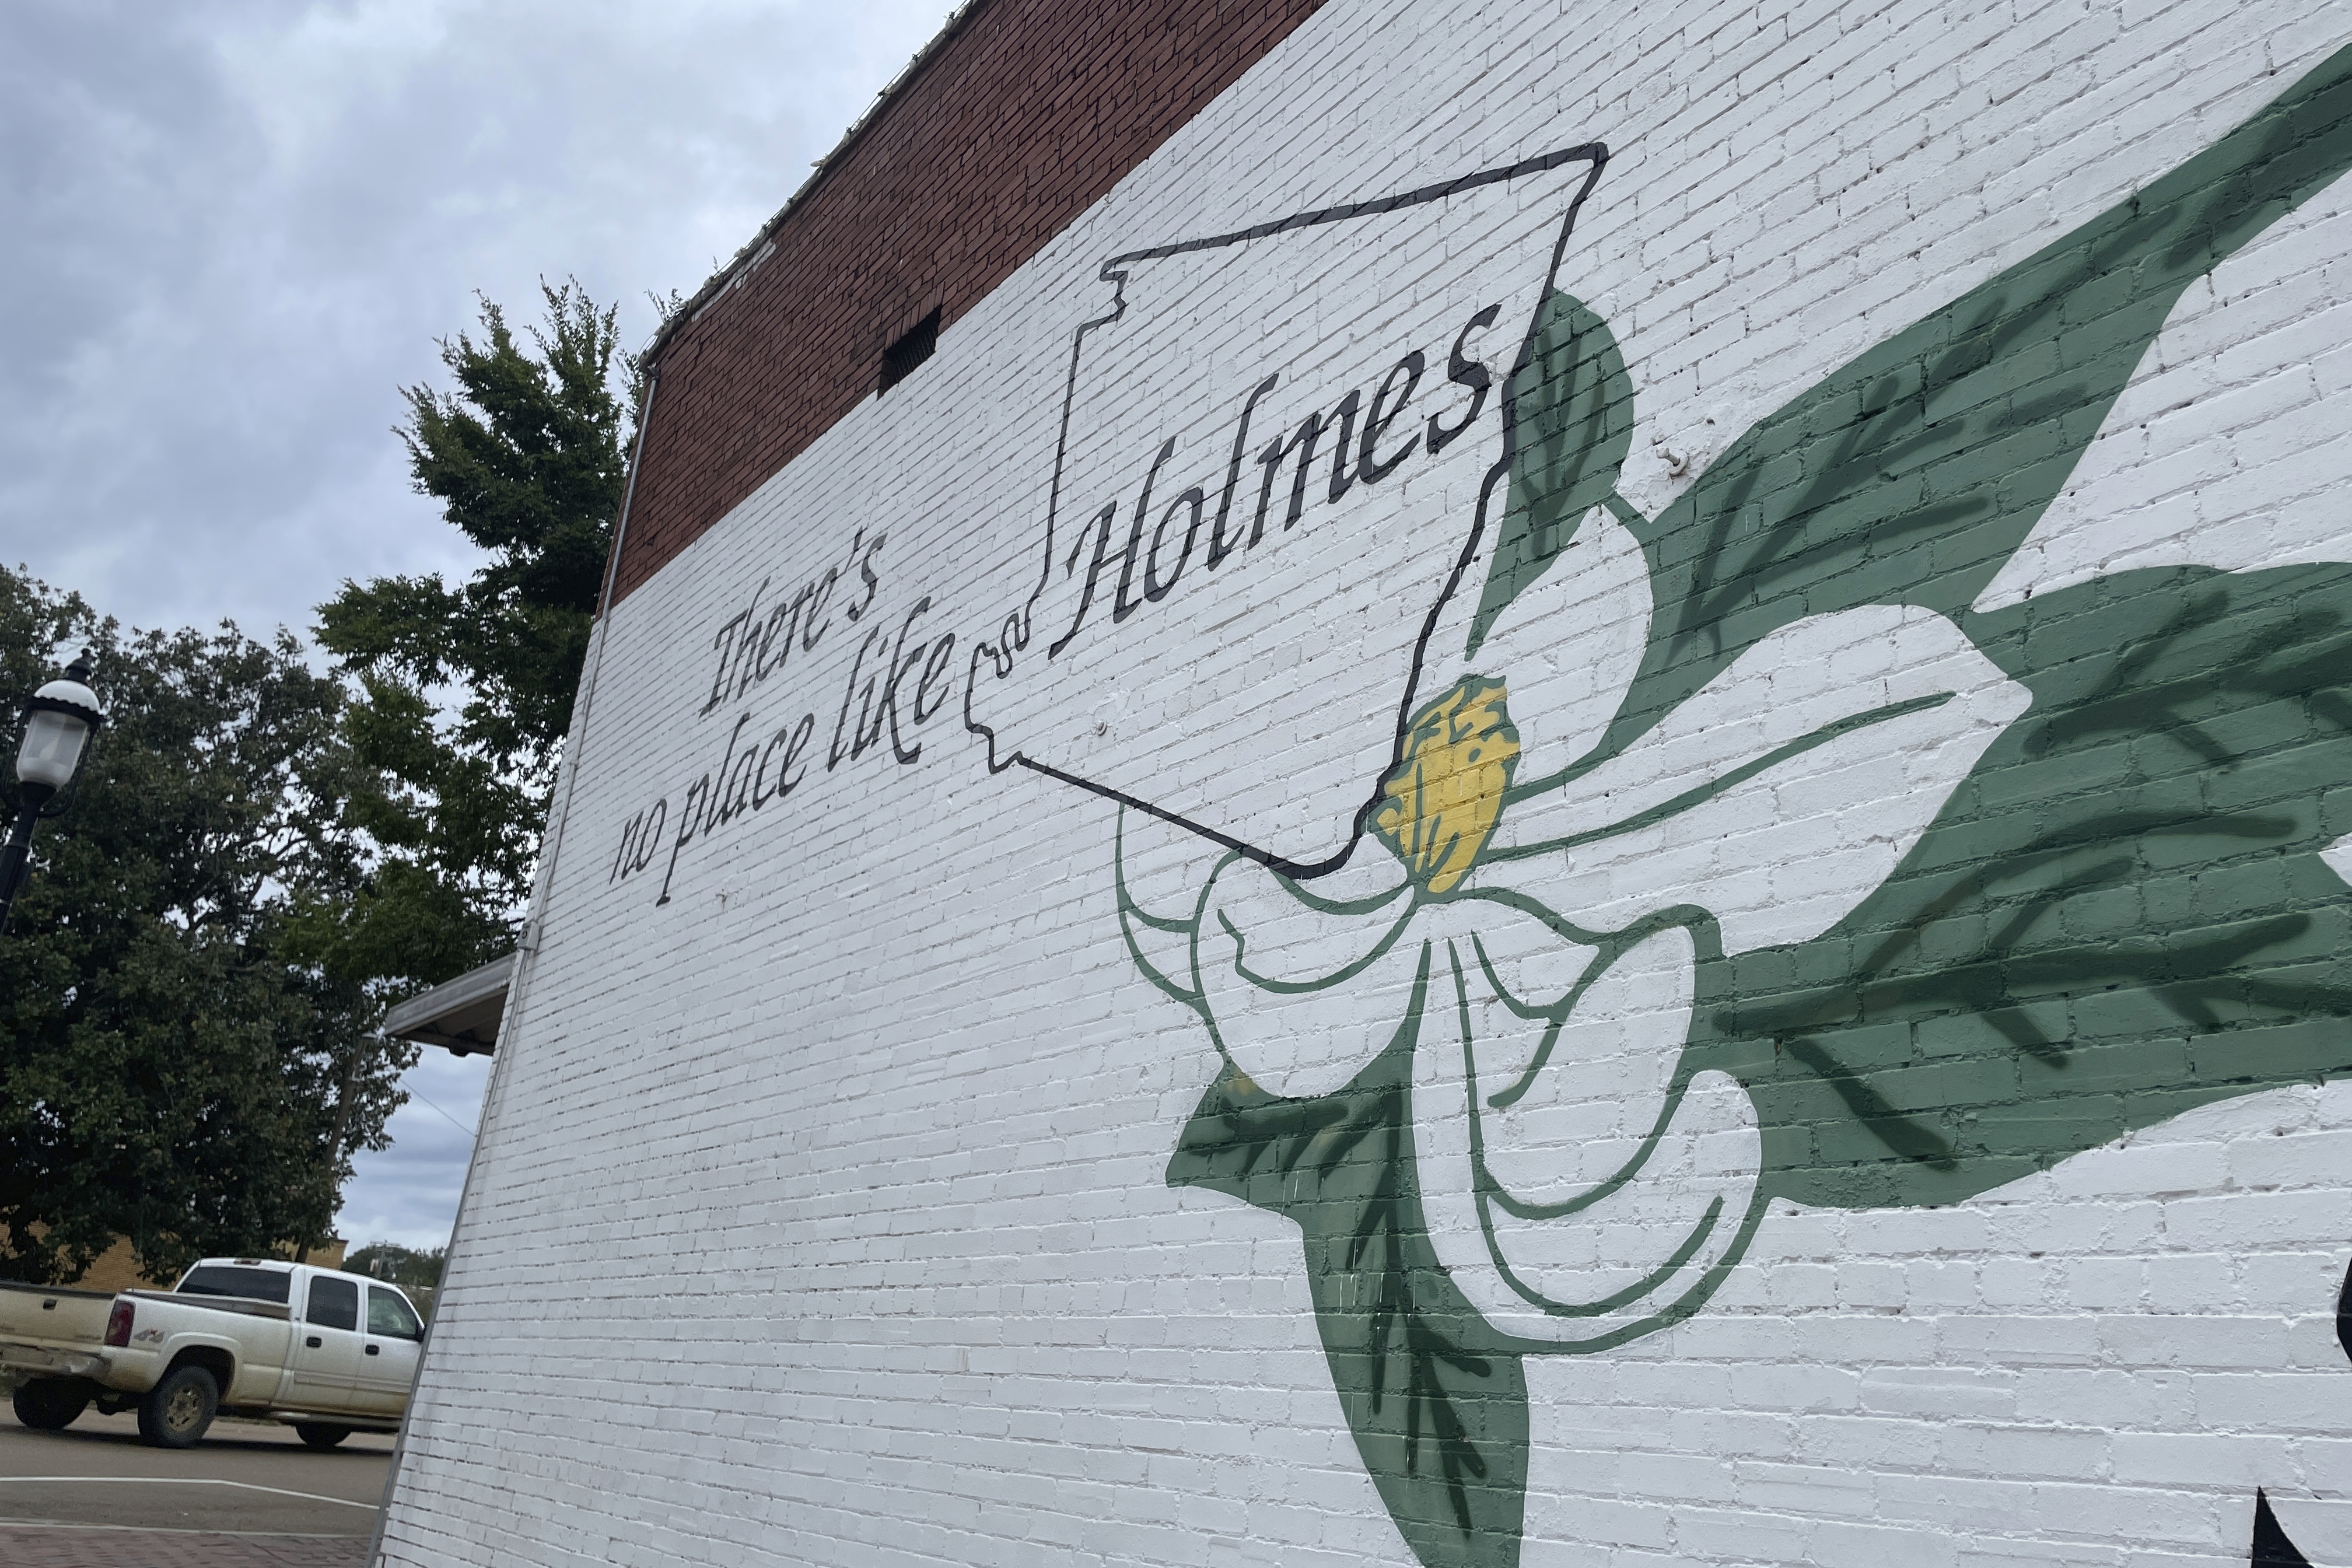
[[0, 1408, 388, 1566]]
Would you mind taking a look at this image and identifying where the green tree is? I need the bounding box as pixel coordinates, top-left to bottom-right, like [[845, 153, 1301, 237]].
[[0, 569, 414, 1284], [314, 280, 635, 979], [345, 1240, 445, 1290]]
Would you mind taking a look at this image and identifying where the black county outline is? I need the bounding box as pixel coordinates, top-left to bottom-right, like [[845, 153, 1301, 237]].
[[965, 142, 1610, 880]]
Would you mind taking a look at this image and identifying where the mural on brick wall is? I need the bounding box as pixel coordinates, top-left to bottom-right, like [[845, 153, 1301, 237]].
[[1080, 44, 2352, 1568], [581, 37, 2352, 1568]]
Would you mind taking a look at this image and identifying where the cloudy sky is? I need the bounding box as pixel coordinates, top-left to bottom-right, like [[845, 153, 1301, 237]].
[[1, 0, 958, 1250]]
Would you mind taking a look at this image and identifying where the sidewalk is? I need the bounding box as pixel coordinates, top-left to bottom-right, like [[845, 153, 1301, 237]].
[[1, 1409, 387, 1565], [0, 1524, 369, 1566]]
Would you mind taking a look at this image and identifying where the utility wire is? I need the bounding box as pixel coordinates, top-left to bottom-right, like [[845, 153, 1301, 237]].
[[402, 1083, 478, 1139]]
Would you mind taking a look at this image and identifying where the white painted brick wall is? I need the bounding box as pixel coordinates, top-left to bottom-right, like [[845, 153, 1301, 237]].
[[377, 4, 2352, 1566]]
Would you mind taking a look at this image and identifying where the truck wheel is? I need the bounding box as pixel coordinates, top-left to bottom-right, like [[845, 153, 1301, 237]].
[[12, 1378, 91, 1431], [294, 1423, 352, 1450], [136, 1364, 219, 1448]]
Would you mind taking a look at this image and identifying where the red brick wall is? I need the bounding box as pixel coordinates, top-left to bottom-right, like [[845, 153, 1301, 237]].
[[611, 0, 1331, 605]]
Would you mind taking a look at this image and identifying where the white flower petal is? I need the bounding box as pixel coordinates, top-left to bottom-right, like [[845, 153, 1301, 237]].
[[1120, 900, 1196, 999], [1114, 807, 1231, 994], [2322, 833, 2352, 888], [1413, 925, 1760, 1345], [1466, 921, 1689, 1204], [1460, 503, 1653, 785], [1476, 1070, 1760, 1340], [1481, 604, 2031, 954], [1422, 898, 1600, 1094], [1116, 804, 1230, 914], [1192, 853, 1421, 1099]]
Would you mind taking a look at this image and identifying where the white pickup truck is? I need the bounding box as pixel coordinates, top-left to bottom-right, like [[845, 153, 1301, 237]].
[[0, 1258, 426, 1448]]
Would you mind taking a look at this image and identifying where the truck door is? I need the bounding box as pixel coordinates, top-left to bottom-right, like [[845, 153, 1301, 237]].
[[287, 1275, 365, 1411], [354, 1286, 425, 1415]]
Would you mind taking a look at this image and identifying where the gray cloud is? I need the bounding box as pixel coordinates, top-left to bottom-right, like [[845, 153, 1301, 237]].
[[1, 0, 957, 1249], [1, 0, 957, 639], [340, 1051, 491, 1252]]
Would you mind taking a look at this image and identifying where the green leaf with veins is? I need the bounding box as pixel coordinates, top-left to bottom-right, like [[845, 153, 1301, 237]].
[[1467, 292, 1633, 660], [1691, 562, 2352, 1208], [1126, 831, 1530, 1568], [1166, 954, 1530, 1568], [1512, 39, 2352, 800]]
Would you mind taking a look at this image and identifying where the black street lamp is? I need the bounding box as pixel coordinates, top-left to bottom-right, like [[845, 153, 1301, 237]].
[[0, 653, 104, 935]]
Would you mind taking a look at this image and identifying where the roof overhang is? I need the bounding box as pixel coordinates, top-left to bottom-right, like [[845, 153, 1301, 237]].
[[383, 953, 514, 1056]]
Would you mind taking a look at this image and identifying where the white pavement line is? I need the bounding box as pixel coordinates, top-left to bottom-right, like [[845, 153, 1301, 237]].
[[0, 1476, 379, 1509], [0, 1518, 360, 1539]]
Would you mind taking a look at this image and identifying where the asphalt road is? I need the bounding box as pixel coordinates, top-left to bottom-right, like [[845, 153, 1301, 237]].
[[0, 1406, 391, 1538]]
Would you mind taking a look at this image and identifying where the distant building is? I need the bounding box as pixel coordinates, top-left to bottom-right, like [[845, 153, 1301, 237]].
[[16, 1235, 346, 1294]]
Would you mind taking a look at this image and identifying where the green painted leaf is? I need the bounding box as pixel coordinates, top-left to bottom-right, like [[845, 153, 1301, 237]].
[[1167, 958, 1530, 1568], [1467, 292, 1632, 660], [1692, 564, 2352, 1207], [1536, 40, 2352, 794]]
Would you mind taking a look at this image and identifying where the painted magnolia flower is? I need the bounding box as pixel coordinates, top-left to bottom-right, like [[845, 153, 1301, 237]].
[[1119, 504, 2031, 1346]]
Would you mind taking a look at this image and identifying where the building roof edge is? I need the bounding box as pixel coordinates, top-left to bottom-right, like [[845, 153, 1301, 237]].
[[636, 0, 995, 372]]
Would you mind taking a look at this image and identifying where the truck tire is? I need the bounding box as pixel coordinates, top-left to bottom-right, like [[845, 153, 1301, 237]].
[[12, 1377, 91, 1431], [136, 1364, 219, 1448], [294, 1422, 352, 1449]]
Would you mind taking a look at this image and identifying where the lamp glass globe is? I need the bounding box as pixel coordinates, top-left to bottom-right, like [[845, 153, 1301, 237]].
[[16, 708, 89, 790]]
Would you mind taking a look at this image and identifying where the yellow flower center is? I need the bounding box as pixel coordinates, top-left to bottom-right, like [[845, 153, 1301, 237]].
[[1370, 676, 1519, 895]]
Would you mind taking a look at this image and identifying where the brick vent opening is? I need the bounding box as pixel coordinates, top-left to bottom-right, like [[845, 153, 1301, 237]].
[[609, 0, 1334, 606], [877, 309, 941, 396]]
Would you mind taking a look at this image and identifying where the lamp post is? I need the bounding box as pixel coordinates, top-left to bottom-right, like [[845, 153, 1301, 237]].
[[0, 653, 105, 935]]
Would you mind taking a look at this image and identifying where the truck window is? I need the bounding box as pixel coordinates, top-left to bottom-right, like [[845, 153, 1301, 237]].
[[368, 1286, 424, 1341], [178, 1265, 292, 1304], [306, 1275, 359, 1331]]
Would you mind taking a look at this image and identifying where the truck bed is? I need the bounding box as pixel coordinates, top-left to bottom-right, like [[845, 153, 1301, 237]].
[[121, 1289, 290, 1322], [0, 1280, 117, 1380]]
